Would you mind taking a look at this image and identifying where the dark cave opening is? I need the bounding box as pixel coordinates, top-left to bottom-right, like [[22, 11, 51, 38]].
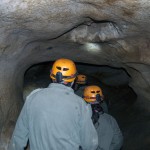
[[23, 61, 150, 150]]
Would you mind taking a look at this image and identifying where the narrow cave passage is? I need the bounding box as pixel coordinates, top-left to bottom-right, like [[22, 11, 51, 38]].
[[23, 62, 150, 150]]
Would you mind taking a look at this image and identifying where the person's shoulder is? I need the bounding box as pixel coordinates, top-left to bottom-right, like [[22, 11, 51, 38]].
[[101, 113, 113, 121], [102, 113, 114, 119], [26, 88, 43, 100], [102, 113, 119, 126], [72, 92, 92, 115], [72, 92, 88, 105], [73, 92, 84, 101]]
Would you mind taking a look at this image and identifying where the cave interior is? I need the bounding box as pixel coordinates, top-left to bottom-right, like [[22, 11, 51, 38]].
[[0, 1, 150, 150]]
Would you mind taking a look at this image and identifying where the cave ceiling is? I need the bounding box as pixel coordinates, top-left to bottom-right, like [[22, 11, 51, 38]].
[[0, 0, 149, 100]]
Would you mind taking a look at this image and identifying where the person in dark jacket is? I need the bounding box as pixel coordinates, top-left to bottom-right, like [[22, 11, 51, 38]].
[[83, 85, 123, 150], [74, 74, 87, 97], [8, 58, 98, 150]]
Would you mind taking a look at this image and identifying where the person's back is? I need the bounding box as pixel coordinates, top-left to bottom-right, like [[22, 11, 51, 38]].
[[30, 83, 86, 150], [95, 113, 123, 150], [9, 59, 98, 150], [10, 83, 97, 150]]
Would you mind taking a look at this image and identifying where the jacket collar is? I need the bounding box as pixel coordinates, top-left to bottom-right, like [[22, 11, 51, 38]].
[[48, 83, 74, 93]]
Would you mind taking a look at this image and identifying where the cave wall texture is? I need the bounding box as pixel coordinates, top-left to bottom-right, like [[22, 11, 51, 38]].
[[0, 0, 150, 149]]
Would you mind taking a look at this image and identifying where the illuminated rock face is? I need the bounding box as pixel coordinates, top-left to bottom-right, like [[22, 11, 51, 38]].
[[0, 0, 150, 149]]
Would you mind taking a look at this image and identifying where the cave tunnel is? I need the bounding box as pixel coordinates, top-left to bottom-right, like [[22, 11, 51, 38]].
[[0, 0, 150, 150], [22, 62, 149, 150]]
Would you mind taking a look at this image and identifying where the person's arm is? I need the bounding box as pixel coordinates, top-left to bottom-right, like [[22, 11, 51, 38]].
[[80, 101, 98, 150], [8, 100, 29, 150], [8, 89, 42, 150], [110, 117, 123, 150]]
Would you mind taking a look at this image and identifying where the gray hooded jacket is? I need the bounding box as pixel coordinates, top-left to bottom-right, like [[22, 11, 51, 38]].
[[8, 83, 98, 150]]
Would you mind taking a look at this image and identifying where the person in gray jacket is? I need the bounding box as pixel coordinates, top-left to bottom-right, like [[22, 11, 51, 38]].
[[83, 85, 123, 150], [8, 58, 98, 150]]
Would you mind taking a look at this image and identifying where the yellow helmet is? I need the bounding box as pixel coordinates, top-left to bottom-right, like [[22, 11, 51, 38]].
[[76, 74, 87, 84], [83, 85, 103, 103], [50, 58, 77, 83]]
